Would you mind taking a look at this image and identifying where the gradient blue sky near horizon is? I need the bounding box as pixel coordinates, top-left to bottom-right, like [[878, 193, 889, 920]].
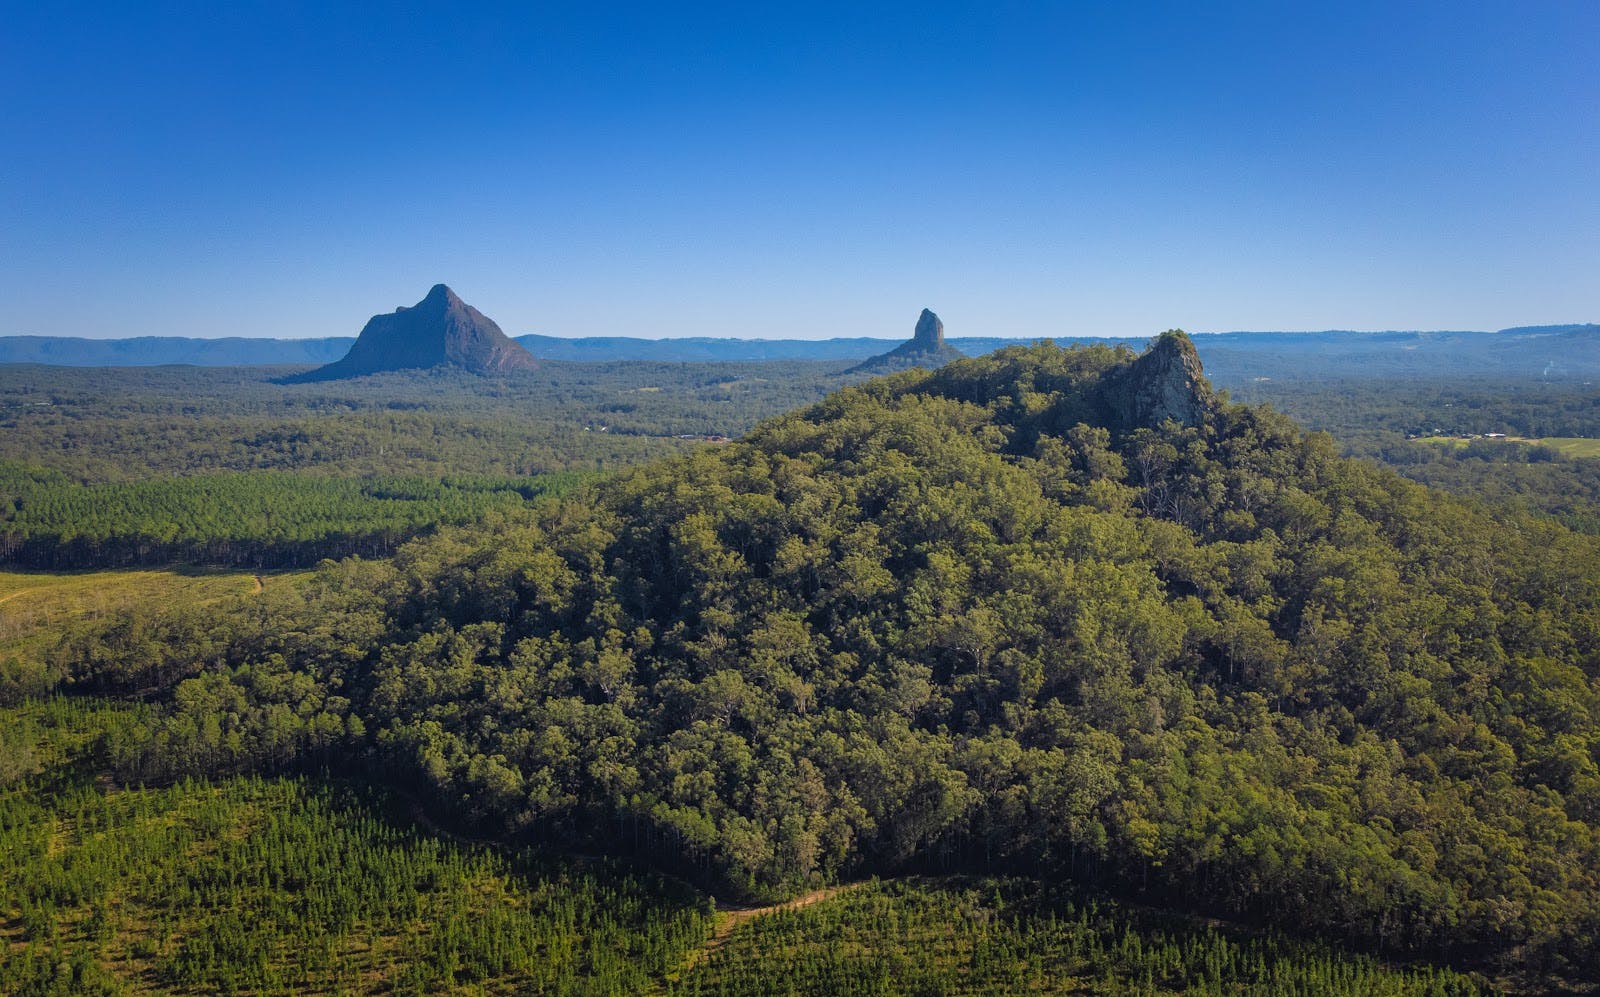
[[3, 2, 1596, 342]]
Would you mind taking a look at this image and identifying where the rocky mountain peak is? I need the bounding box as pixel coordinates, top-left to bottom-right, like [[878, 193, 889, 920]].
[[848, 307, 965, 374], [286, 285, 538, 382], [422, 283, 461, 306]]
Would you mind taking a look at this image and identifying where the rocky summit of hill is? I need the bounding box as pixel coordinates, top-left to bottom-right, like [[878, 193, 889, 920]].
[[286, 284, 537, 381], [847, 308, 967, 374], [1107, 329, 1216, 428]]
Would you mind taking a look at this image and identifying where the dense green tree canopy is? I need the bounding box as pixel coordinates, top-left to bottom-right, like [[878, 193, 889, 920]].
[[30, 341, 1600, 981]]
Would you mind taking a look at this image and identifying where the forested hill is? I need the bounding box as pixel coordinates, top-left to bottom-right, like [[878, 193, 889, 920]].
[[46, 335, 1600, 984]]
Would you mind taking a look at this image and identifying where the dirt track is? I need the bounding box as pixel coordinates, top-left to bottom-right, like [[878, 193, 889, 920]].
[[664, 882, 865, 985]]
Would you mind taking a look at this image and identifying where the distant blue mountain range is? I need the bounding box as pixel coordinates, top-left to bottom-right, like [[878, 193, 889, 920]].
[[1, 325, 1596, 380], [0, 335, 354, 366]]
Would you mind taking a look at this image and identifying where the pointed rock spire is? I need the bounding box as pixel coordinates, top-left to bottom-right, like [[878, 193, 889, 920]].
[[848, 307, 965, 374]]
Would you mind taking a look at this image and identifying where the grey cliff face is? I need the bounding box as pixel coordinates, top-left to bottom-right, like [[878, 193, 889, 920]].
[[1116, 331, 1214, 429], [290, 284, 538, 381], [913, 308, 945, 348]]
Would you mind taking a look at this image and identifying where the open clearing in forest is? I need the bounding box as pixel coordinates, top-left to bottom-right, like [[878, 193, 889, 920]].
[[1542, 437, 1600, 458], [0, 568, 304, 654], [707, 884, 863, 947], [1417, 434, 1600, 457], [657, 882, 866, 990]]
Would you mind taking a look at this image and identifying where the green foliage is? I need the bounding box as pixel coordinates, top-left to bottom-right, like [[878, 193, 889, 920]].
[[1353, 439, 1600, 534], [0, 358, 859, 569], [12, 343, 1600, 990], [0, 568, 276, 703], [0, 464, 589, 568], [675, 878, 1496, 995], [0, 701, 711, 995], [1228, 375, 1600, 532], [38, 343, 1600, 983], [1226, 376, 1600, 445], [0, 360, 854, 481]]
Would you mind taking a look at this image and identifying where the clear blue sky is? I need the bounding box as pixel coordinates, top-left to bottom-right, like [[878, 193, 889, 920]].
[[3, 2, 1595, 340]]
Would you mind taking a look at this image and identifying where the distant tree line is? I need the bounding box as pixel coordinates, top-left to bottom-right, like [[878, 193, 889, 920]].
[[0, 361, 854, 481]]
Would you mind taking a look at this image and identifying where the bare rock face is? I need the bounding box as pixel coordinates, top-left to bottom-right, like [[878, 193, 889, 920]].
[[849, 307, 965, 374], [289, 284, 537, 381], [1111, 330, 1215, 429]]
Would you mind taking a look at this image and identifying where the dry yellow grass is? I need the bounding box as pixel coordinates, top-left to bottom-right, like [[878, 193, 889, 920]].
[[0, 568, 305, 656]]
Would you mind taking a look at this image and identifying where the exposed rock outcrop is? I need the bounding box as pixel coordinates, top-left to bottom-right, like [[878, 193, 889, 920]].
[[848, 308, 966, 374], [911, 308, 945, 349], [286, 284, 537, 382], [1106, 330, 1215, 429]]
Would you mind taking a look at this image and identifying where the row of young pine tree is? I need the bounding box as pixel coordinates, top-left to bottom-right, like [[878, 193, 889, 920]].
[[0, 699, 712, 994], [0, 465, 591, 568], [1, 700, 1494, 995], [675, 878, 1493, 996]]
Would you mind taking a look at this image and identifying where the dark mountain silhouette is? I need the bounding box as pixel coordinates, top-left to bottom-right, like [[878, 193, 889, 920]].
[[284, 285, 537, 382], [847, 308, 967, 374]]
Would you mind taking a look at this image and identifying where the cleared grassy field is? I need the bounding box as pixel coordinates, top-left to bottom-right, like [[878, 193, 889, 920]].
[[0, 568, 301, 657], [1539, 437, 1600, 458], [1416, 435, 1600, 457], [672, 878, 1495, 996]]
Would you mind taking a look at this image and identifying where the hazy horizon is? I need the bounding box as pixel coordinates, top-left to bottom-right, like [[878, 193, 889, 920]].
[[4, 320, 1596, 345]]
